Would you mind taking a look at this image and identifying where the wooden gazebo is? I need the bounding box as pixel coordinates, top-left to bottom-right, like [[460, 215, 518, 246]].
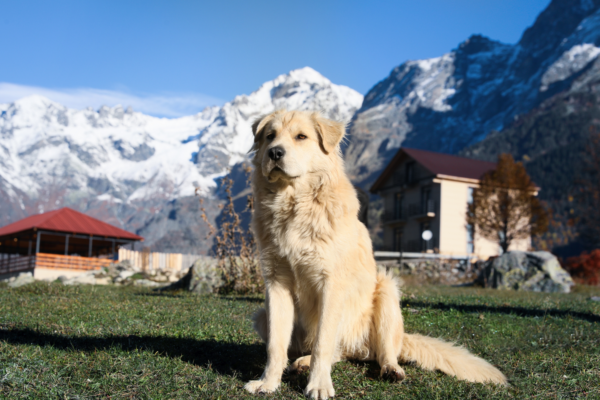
[[0, 207, 143, 278]]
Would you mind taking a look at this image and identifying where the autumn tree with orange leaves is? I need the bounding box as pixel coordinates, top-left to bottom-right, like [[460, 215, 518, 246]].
[[467, 154, 549, 254]]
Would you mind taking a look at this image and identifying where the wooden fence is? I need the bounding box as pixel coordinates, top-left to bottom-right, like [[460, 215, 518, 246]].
[[118, 249, 204, 271], [35, 253, 113, 270], [0, 253, 35, 275], [0, 253, 113, 275], [1, 250, 204, 276]]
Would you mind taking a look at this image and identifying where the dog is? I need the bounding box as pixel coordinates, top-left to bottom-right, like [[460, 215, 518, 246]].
[[244, 110, 507, 399]]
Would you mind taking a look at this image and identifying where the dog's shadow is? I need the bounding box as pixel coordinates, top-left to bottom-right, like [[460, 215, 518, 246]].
[[0, 328, 266, 382], [401, 300, 600, 323]]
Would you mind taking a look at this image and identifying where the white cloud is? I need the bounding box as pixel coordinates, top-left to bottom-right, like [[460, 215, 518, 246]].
[[0, 82, 224, 118]]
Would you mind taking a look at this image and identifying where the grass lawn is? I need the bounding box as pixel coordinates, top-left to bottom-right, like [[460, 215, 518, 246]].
[[1, 282, 599, 399]]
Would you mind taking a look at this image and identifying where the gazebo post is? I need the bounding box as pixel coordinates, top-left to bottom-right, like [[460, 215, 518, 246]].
[[65, 234, 69, 256], [88, 235, 93, 257], [111, 240, 116, 261], [35, 232, 41, 254]]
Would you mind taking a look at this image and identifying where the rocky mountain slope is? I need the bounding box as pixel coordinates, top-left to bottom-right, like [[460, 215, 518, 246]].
[[0, 68, 362, 253], [345, 0, 600, 189], [461, 69, 600, 255]]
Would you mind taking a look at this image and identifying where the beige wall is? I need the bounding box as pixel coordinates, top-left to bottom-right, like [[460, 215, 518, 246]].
[[438, 179, 471, 256]]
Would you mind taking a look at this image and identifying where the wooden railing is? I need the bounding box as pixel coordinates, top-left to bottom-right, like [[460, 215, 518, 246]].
[[0, 254, 35, 275], [35, 253, 113, 271], [118, 248, 203, 271]]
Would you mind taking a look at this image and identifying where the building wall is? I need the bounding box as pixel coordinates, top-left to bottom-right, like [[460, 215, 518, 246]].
[[438, 180, 471, 256], [437, 179, 531, 259]]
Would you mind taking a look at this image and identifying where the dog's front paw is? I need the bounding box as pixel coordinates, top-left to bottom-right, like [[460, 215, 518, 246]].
[[244, 379, 280, 394], [380, 363, 405, 382], [304, 376, 335, 399]]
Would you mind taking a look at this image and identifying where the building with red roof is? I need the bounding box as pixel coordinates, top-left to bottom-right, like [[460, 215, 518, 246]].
[[0, 207, 143, 278], [370, 148, 532, 259]]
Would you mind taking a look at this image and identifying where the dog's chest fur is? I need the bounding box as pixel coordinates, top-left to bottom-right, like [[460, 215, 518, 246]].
[[254, 179, 351, 283]]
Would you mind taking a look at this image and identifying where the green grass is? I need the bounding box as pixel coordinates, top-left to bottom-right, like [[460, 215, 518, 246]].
[[1, 282, 599, 399]]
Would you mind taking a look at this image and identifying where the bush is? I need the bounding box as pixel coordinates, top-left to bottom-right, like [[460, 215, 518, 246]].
[[197, 166, 263, 295], [565, 249, 600, 285]]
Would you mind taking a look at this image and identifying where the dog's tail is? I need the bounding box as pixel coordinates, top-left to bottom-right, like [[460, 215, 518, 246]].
[[401, 333, 507, 385]]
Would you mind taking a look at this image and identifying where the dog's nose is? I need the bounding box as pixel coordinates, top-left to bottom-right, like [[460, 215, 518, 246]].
[[268, 146, 285, 161]]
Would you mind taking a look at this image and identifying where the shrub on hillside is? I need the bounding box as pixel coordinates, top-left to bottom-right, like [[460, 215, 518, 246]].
[[565, 249, 600, 286]]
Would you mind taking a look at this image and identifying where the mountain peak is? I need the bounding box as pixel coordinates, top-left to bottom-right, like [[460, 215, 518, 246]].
[[12, 94, 62, 109], [519, 0, 599, 51], [457, 34, 505, 55], [286, 67, 331, 85]]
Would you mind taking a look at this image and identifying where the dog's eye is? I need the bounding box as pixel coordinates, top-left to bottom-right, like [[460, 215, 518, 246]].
[[296, 134, 307, 140], [266, 133, 275, 141]]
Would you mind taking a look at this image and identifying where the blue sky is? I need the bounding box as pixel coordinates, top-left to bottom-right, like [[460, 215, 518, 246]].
[[0, 0, 550, 117]]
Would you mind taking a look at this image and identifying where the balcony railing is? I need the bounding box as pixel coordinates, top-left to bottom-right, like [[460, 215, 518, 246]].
[[383, 210, 405, 222], [407, 200, 436, 218]]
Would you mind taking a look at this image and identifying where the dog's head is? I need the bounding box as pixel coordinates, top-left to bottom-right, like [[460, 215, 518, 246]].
[[251, 110, 346, 183]]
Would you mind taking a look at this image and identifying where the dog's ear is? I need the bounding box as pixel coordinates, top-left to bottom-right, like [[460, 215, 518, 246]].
[[312, 113, 346, 154]]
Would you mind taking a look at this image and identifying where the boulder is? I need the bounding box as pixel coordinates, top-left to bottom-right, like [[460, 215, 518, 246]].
[[479, 251, 574, 293], [133, 279, 163, 287], [63, 271, 98, 285], [8, 272, 35, 288], [158, 257, 221, 294]]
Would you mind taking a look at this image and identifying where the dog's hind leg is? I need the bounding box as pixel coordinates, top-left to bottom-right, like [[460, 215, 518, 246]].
[[372, 271, 406, 381], [252, 307, 306, 358], [252, 308, 268, 343]]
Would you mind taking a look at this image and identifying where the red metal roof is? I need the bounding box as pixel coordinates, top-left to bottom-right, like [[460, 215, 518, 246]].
[[0, 207, 143, 240], [371, 147, 497, 193]]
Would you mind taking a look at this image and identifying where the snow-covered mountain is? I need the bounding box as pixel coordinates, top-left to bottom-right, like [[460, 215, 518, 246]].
[[345, 0, 600, 187], [0, 67, 362, 252]]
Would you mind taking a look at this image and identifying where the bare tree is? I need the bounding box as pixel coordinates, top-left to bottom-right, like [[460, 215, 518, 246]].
[[196, 165, 263, 294], [467, 153, 549, 253]]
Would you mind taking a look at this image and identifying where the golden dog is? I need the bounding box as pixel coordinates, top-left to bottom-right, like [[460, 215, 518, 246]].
[[244, 110, 506, 399]]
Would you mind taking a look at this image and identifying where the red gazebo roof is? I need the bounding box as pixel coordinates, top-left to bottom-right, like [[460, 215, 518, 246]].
[[0, 207, 143, 241]]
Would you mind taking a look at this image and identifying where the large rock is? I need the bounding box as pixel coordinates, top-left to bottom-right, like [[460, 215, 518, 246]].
[[159, 257, 222, 294], [480, 251, 574, 293], [62, 271, 101, 285], [8, 272, 35, 288]]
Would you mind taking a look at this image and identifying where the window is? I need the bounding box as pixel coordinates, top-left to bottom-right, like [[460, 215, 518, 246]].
[[405, 161, 415, 184], [393, 228, 403, 252], [393, 193, 403, 219], [421, 186, 432, 214], [467, 187, 475, 254], [467, 224, 474, 254]]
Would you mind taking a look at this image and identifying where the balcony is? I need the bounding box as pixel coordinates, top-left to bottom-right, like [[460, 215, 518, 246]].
[[410, 200, 436, 219], [383, 200, 436, 225], [383, 210, 406, 224]]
